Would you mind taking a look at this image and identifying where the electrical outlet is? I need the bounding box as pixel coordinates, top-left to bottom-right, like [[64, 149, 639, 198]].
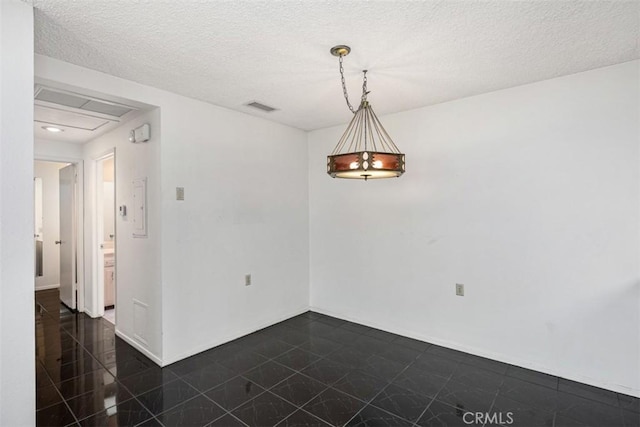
[[176, 187, 185, 201], [456, 283, 464, 296], [245, 274, 252, 286]]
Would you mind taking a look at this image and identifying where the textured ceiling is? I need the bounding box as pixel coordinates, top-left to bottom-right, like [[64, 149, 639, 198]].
[[31, 0, 639, 131]]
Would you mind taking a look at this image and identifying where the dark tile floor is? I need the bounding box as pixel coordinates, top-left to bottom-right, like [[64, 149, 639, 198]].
[[35, 289, 639, 427]]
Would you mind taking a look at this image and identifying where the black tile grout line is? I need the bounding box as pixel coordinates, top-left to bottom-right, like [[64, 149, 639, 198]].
[[430, 345, 623, 410], [210, 402, 251, 427], [154, 336, 362, 425], [39, 310, 117, 375], [35, 350, 103, 421], [447, 379, 622, 427], [35, 303, 150, 423], [133, 418, 158, 427], [36, 300, 639, 424], [274, 408, 328, 427], [38, 298, 182, 424], [210, 412, 250, 427], [406, 390, 460, 427], [387, 363, 457, 425], [130, 375, 205, 422], [36, 301, 83, 414], [411, 397, 438, 427], [69, 367, 174, 424], [41, 306, 143, 372], [34, 373, 64, 414], [479, 383, 503, 427], [119, 342, 296, 422], [339, 350, 433, 426], [495, 385, 618, 427], [147, 390, 226, 424], [128, 395, 168, 426], [35, 354, 81, 426], [66, 323, 278, 422]]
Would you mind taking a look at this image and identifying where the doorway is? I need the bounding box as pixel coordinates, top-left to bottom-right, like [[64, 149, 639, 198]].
[[96, 152, 116, 325], [34, 160, 78, 310]]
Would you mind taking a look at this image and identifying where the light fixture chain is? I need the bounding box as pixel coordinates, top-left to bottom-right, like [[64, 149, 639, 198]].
[[361, 70, 368, 104], [339, 54, 356, 114]]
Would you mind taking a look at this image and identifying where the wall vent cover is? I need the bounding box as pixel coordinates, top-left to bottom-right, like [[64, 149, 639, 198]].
[[245, 101, 277, 112]]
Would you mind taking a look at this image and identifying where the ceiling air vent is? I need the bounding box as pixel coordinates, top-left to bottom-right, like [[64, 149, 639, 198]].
[[245, 101, 277, 113]]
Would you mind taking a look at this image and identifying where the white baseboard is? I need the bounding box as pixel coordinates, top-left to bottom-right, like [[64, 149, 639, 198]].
[[309, 305, 640, 398], [162, 306, 310, 367], [84, 307, 98, 318], [35, 283, 59, 291], [115, 328, 163, 367]]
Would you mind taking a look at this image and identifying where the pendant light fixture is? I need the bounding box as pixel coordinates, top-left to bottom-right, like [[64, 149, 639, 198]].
[[327, 45, 405, 180]]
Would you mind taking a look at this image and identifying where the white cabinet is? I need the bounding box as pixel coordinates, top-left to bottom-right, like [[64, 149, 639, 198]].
[[104, 255, 115, 307]]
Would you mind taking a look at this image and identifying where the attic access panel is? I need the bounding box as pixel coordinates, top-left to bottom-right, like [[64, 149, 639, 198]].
[[34, 105, 111, 131], [35, 89, 88, 108], [81, 100, 133, 117], [35, 87, 136, 118]]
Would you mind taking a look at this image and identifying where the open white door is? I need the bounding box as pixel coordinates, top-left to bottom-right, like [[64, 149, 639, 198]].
[[59, 164, 76, 309]]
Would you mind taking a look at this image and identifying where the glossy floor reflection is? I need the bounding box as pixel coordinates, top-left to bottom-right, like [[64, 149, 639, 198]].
[[36, 289, 639, 426]]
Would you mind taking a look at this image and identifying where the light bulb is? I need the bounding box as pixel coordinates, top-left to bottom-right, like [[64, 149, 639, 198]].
[[372, 160, 383, 168], [349, 162, 359, 169], [42, 126, 63, 133]]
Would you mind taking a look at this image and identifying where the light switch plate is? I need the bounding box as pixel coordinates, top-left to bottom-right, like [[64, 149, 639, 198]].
[[456, 283, 464, 296], [176, 187, 184, 201], [245, 274, 252, 286]]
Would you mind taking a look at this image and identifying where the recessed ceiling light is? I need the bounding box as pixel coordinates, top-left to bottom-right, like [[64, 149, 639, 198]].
[[42, 126, 64, 133]]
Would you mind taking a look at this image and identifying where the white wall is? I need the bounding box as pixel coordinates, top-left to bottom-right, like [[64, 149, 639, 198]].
[[0, 1, 35, 424], [103, 155, 115, 243], [83, 109, 162, 362], [37, 55, 310, 366], [103, 182, 115, 243], [34, 161, 69, 290], [309, 61, 640, 397], [160, 96, 309, 364]]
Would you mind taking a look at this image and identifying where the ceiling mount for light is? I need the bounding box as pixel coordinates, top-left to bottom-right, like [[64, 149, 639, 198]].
[[327, 45, 405, 181], [330, 45, 351, 57]]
